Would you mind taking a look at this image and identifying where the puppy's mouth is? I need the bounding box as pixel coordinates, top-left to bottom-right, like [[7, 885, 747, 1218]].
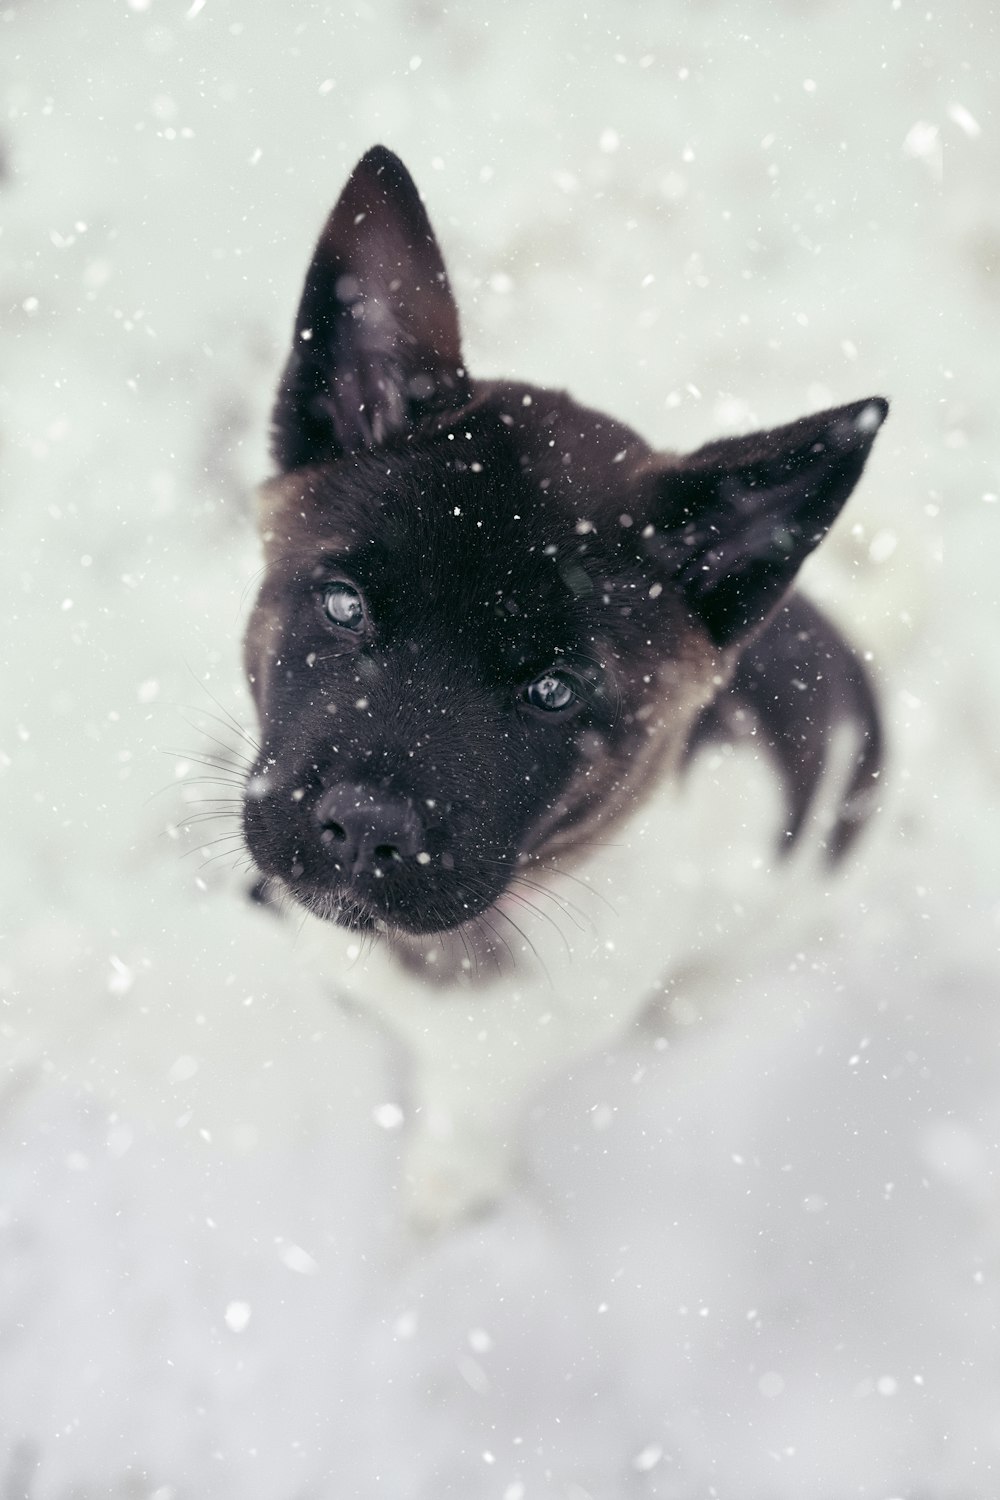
[[245, 840, 510, 937], [273, 873, 502, 936], [282, 881, 380, 934], [242, 775, 517, 936]]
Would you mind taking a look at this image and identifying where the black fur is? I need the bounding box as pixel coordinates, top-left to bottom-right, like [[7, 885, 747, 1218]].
[[242, 146, 887, 937], [687, 593, 883, 858]]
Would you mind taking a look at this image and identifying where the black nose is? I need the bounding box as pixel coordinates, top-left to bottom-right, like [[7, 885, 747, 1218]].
[[313, 782, 425, 879]]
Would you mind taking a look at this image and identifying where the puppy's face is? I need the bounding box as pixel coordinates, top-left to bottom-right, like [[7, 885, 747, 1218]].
[[242, 147, 886, 936], [243, 415, 714, 934]]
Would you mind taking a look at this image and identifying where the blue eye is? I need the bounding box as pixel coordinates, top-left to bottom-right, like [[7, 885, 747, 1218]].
[[323, 582, 365, 631], [526, 672, 576, 712]]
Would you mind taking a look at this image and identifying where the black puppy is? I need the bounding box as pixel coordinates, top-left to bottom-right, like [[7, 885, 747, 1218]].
[[241, 147, 887, 1222]]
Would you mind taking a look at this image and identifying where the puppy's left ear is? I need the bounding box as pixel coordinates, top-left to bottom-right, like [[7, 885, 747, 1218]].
[[272, 145, 470, 470], [647, 398, 889, 647]]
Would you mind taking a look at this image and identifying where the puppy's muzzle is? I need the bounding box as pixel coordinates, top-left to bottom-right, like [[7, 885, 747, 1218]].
[[314, 782, 425, 880]]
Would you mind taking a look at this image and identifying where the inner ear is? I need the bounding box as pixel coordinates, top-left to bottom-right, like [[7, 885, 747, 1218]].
[[646, 397, 889, 647], [272, 145, 471, 470]]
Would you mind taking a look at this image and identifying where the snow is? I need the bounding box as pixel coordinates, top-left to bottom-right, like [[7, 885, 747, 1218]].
[[1, 0, 999, 1496]]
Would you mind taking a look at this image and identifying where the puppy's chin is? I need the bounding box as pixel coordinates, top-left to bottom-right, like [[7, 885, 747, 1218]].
[[269, 875, 503, 938], [276, 882, 380, 933]]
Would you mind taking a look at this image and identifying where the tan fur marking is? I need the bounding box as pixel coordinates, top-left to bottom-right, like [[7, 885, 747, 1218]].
[[255, 472, 349, 562], [529, 629, 726, 870]]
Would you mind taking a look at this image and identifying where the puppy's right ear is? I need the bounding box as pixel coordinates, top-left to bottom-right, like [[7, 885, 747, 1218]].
[[272, 146, 470, 470]]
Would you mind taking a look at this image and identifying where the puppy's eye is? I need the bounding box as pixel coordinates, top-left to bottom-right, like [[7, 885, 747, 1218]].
[[526, 671, 577, 713], [322, 582, 365, 632]]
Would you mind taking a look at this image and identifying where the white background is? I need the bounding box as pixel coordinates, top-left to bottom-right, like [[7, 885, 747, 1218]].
[[1, 1, 999, 1495]]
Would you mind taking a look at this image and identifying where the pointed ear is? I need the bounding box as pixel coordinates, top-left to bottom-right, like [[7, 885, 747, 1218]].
[[646, 398, 889, 647], [272, 145, 471, 470]]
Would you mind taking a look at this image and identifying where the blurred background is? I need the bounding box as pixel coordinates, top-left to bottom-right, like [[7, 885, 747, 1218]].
[[1, 1, 999, 1496]]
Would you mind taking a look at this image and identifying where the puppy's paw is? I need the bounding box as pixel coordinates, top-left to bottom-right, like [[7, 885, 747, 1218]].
[[403, 1124, 517, 1233]]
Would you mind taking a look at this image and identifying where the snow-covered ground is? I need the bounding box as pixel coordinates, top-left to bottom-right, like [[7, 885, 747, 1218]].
[[2, 1, 999, 1495]]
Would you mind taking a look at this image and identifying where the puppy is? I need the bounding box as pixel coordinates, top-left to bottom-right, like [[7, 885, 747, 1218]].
[[242, 146, 887, 1224]]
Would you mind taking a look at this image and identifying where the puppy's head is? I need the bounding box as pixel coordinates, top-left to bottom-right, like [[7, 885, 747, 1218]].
[[242, 147, 887, 936]]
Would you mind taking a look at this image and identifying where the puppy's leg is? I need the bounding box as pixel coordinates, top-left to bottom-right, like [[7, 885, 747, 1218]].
[[312, 797, 751, 1228], [382, 963, 658, 1230]]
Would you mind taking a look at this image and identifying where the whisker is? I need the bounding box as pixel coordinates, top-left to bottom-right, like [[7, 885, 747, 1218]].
[[236, 563, 267, 617], [170, 776, 247, 799], [179, 705, 260, 757], [476, 912, 514, 972], [144, 775, 240, 807], [173, 794, 245, 807], [181, 832, 247, 860], [502, 887, 574, 961], [196, 846, 256, 874], [539, 860, 617, 916], [456, 920, 480, 981], [471, 852, 607, 926], [291, 903, 312, 951], [181, 662, 261, 747], [172, 808, 242, 828], [174, 726, 256, 769], [491, 903, 550, 984], [507, 873, 593, 934], [160, 748, 249, 776]]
